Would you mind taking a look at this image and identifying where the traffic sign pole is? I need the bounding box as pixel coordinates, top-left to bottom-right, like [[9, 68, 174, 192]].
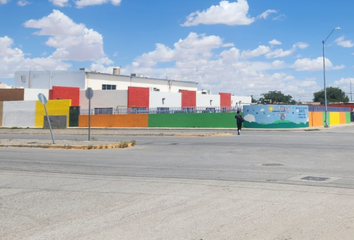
[[85, 88, 94, 141], [37, 93, 55, 144], [88, 98, 91, 141]]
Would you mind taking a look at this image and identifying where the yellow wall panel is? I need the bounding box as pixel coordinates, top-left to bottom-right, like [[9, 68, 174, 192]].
[[35, 100, 71, 127], [329, 112, 340, 125]]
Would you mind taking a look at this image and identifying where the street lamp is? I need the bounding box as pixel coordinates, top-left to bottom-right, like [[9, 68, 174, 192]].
[[322, 27, 341, 128]]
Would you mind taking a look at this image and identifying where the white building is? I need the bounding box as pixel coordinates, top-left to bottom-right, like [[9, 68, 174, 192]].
[[14, 68, 198, 92]]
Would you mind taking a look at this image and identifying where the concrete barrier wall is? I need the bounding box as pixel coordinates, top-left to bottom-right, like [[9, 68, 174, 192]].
[[79, 114, 149, 127], [309, 111, 350, 127], [309, 112, 323, 127], [243, 105, 309, 128], [148, 112, 237, 128], [2, 101, 36, 127], [35, 100, 71, 127]]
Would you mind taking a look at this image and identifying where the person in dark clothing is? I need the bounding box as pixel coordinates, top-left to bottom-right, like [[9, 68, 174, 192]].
[[235, 110, 244, 135]]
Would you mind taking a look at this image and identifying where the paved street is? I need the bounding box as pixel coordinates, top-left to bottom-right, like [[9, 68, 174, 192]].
[[1, 126, 354, 239]]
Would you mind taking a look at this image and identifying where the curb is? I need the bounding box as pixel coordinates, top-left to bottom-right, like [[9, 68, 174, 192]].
[[174, 133, 233, 137], [0, 143, 134, 150]]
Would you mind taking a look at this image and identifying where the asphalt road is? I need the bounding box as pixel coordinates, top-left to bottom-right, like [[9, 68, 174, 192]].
[[1, 127, 354, 239]]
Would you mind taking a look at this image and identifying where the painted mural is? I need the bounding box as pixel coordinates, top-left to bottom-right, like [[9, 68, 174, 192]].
[[243, 105, 309, 128]]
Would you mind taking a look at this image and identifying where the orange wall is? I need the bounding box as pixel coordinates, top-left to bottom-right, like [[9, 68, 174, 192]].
[[309, 112, 323, 127], [339, 112, 346, 124], [79, 114, 148, 127]]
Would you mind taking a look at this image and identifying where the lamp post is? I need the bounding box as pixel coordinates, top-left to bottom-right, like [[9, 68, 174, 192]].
[[322, 27, 341, 127]]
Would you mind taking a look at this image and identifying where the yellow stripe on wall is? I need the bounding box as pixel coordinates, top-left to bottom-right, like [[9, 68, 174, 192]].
[[329, 112, 340, 125], [35, 100, 71, 127]]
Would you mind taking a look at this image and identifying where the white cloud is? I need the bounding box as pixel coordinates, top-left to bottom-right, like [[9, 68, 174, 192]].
[[133, 32, 223, 67], [269, 39, 282, 45], [124, 32, 317, 100], [0, 0, 9, 4], [273, 14, 286, 21], [244, 114, 255, 122], [49, 0, 70, 7], [241, 45, 270, 58], [90, 57, 114, 73], [292, 57, 345, 71], [181, 0, 255, 26], [75, 0, 121, 8], [220, 47, 240, 63], [17, 0, 30, 6], [240, 42, 308, 59], [294, 42, 309, 49], [222, 43, 235, 47], [265, 47, 295, 59], [0, 36, 70, 78], [257, 9, 277, 19], [335, 36, 354, 48], [24, 10, 105, 61], [272, 60, 285, 68]]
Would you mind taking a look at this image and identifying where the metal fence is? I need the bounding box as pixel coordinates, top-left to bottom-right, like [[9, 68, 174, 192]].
[[309, 106, 351, 112], [80, 106, 243, 115]]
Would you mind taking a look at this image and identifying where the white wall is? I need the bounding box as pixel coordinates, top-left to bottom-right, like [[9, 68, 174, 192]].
[[149, 91, 181, 108], [197, 93, 220, 108], [24, 89, 49, 101], [87, 73, 198, 92], [79, 90, 127, 110], [14, 70, 198, 93], [14, 71, 86, 89], [2, 101, 36, 127], [231, 96, 252, 109]]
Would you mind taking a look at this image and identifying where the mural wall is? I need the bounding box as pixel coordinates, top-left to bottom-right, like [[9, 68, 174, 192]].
[[243, 105, 309, 128]]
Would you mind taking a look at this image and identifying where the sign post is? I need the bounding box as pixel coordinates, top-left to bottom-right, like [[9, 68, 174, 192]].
[[38, 93, 55, 144], [85, 88, 94, 141]]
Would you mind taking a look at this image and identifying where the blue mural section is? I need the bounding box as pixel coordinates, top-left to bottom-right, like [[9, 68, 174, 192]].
[[243, 105, 309, 128]]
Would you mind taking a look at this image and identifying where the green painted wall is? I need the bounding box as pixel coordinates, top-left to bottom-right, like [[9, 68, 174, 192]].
[[148, 112, 238, 128], [323, 112, 330, 126], [346, 112, 351, 123]]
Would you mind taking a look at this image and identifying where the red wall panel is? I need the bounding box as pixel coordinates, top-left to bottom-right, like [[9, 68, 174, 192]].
[[128, 86, 150, 108], [220, 93, 231, 107], [181, 90, 196, 108], [49, 86, 80, 106], [49, 90, 53, 100]]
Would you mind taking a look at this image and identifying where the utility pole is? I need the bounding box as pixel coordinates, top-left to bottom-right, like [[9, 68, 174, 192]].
[[350, 80, 353, 102]]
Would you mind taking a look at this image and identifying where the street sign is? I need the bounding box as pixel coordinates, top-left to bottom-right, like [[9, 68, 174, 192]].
[[85, 87, 94, 100], [38, 93, 47, 105]]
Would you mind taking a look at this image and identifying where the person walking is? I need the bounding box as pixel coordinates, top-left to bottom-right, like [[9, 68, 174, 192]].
[[235, 110, 244, 135]]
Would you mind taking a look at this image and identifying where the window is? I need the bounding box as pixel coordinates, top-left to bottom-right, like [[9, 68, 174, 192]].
[[94, 108, 113, 115], [102, 84, 116, 90], [21, 75, 26, 83]]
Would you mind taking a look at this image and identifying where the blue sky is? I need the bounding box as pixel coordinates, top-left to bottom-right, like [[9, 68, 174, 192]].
[[1, 0, 354, 101]]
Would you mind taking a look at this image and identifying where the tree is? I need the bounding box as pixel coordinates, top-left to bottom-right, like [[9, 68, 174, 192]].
[[251, 96, 257, 103], [259, 90, 295, 104], [313, 87, 349, 103]]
